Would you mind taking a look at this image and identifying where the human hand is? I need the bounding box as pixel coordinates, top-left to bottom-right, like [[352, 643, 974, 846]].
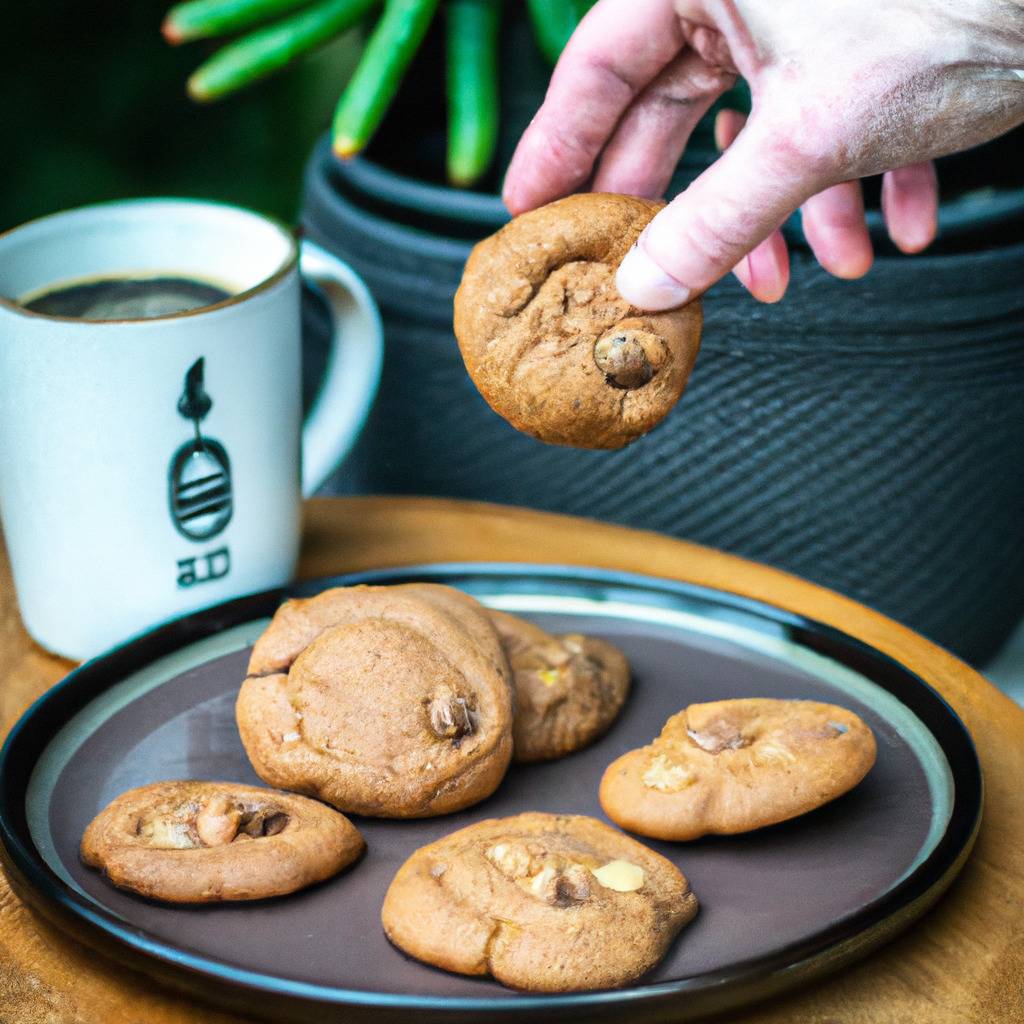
[[502, 0, 1024, 308]]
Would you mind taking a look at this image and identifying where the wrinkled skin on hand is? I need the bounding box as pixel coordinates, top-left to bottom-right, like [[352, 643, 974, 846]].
[[504, 0, 1024, 306]]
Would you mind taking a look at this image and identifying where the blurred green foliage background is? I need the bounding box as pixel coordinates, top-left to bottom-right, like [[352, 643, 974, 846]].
[[5, 2, 1018, 238], [0, 0, 363, 231]]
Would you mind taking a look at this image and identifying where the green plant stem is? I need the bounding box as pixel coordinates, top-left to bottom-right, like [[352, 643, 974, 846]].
[[163, 0, 315, 44], [445, 0, 500, 187], [187, 0, 378, 101], [331, 0, 440, 158], [526, 0, 579, 65]]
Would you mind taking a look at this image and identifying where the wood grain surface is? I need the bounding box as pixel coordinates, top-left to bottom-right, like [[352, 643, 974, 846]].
[[1, 496, 1022, 1024]]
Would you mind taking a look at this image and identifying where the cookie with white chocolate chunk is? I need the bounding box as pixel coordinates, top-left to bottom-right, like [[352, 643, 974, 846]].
[[600, 698, 877, 841], [381, 812, 697, 992], [81, 781, 364, 903], [237, 584, 514, 817], [487, 609, 630, 762]]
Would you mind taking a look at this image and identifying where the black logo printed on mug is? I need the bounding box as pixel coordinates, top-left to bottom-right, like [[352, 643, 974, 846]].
[[168, 358, 234, 542], [177, 546, 231, 588]]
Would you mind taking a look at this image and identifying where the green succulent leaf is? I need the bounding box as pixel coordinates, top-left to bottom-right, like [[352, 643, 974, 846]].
[[187, 0, 379, 101], [164, 0, 318, 44], [446, 0, 501, 187], [332, 0, 441, 158]]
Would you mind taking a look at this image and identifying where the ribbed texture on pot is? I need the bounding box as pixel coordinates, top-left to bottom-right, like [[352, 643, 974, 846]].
[[303, 148, 1024, 665]]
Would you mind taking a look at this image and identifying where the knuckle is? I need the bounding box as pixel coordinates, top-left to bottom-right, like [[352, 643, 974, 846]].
[[656, 66, 735, 107], [534, 119, 600, 183], [583, 52, 645, 97], [764, 130, 832, 179], [680, 22, 736, 74], [756, 102, 849, 181]]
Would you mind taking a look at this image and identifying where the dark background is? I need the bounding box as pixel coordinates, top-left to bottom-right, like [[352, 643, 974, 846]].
[[7, 2, 1021, 235], [0, 1, 363, 232]]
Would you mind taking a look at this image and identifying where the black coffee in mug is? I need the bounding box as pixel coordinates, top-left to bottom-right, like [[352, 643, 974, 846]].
[[21, 275, 230, 320]]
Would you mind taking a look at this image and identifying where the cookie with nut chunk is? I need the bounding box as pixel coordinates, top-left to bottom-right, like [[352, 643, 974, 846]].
[[454, 192, 702, 450], [381, 812, 697, 992], [487, 609, 630, 762], [601, 698, 877, 841], [81, 781, 364, 903], [237, 584, 514, 817]]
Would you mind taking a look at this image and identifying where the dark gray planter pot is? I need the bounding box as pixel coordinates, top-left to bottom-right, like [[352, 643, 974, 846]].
[[301, 132, 1024, 665]]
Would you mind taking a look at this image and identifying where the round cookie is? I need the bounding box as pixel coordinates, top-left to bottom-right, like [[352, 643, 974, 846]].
[[237, 584, 514, 817], [600, 698, 877, 841], [381, 812, 697, 992], [487, 609, 630, 762], [81, 781, 364, 903], [454, 192, 703, 450]]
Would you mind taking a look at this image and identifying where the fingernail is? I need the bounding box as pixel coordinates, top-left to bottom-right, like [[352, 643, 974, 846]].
[[616, 243, 690, 311], [500, 169, 516, 210]]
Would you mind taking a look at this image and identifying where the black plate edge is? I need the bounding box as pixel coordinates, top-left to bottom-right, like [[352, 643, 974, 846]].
[[0, 563, 984, 1023]]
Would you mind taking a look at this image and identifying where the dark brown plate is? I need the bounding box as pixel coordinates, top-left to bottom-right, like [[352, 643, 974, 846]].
[[0, 565, 981, 1023]]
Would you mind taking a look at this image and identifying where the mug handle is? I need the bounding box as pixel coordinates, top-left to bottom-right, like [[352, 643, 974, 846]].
[[298, 239, 384, 496]]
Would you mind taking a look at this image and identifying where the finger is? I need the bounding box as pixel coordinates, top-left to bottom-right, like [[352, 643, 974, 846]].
[[882, 162, 938, 254], [732, 105, 870, 283], [714, 109, 790, 303], [591, 50, 734, 199], [503, 0, 687, 213], [800, 181, 874, 279], [616, 119, 817, 309], [732, 232, 790, 303], [713, 107, 746, 152]]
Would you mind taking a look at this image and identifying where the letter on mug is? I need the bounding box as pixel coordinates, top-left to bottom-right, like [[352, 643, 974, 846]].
[[177, 546, 230, 588]]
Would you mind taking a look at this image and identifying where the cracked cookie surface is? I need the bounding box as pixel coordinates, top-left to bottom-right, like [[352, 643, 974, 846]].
[[81, 780, 364, 903], [600, 698, 877, 841], [237, 584, 514, 817], [381, 812, 697, 991], [487, 610, 630, 762], [453, 192, 702, 450]]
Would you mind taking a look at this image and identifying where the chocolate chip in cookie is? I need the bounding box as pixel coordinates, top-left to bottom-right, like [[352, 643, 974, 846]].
[[236, 584, 514, 818], [454, 193, 702, 450], [487, 609, 630, 762], [600, 698, 877, 840], [381, 812, 698, 991], [80, 781, 364, 903]]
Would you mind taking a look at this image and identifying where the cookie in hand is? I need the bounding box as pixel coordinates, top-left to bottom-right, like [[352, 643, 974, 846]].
[[454, 192, 703, 450]]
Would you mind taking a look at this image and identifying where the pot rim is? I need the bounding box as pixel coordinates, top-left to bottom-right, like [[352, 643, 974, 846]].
[[320, 134, 1024, 251]]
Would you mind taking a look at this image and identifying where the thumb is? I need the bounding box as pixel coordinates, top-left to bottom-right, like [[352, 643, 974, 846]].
[[617, 122, 817, 309]]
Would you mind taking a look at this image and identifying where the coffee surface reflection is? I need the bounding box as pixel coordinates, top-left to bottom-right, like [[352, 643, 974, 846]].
[[21, 276, 230, 320]]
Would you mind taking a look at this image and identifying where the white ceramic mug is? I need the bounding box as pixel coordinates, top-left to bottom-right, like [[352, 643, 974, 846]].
[[0, 198, 383, 660]]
